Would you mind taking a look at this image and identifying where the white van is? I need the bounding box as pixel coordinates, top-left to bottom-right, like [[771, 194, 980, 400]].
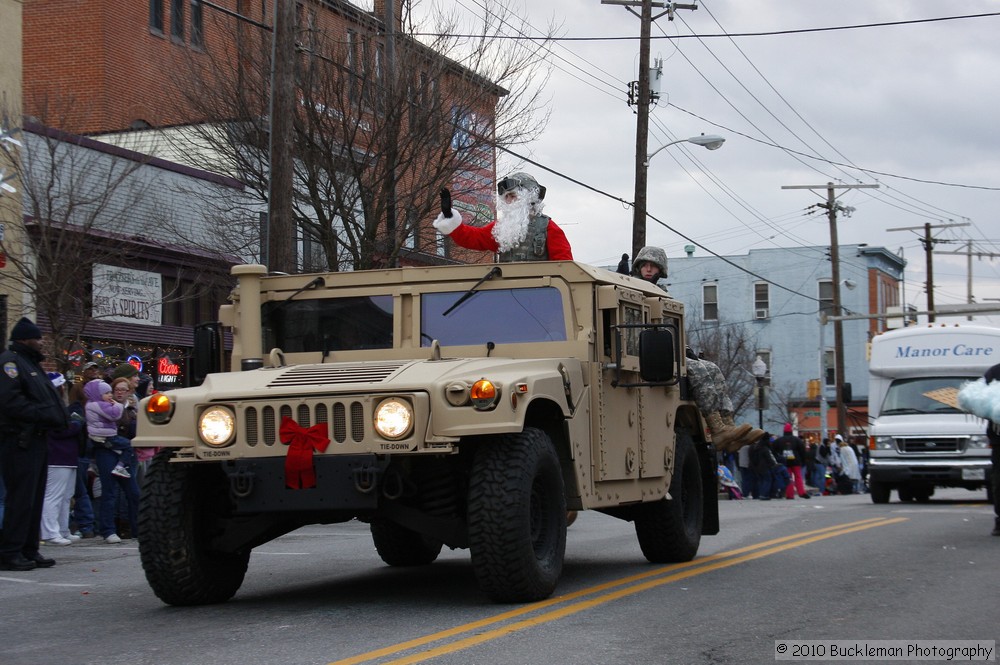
[[867, 324, 997, 503]]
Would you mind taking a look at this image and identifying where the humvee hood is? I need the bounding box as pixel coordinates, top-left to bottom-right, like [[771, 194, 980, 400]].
[[193, 357, 577, 401]]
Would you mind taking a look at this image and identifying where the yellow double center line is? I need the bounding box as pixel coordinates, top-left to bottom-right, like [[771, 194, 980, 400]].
[[330, 516, 906, 665]]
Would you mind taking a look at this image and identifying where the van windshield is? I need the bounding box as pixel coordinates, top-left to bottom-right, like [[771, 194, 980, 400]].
[[880, 376, 972, 415]]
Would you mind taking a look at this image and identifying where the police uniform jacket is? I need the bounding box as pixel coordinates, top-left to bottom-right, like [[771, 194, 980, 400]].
[[0, 342, 69, 447]]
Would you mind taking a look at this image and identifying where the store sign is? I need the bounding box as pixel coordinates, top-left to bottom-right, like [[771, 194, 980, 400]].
[[92, 264, 162, 326], [157, 356, 181, 384]]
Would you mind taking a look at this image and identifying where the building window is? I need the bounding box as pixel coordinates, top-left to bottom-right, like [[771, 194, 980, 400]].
[[150, 0, 164, 33], [171, 0, 185, 41], [346, 30, 358, 101], [753, 282, 769, 319], [190, 0, 203, 47], [818, 280, 834, 316], [703, 284, 718, 321]]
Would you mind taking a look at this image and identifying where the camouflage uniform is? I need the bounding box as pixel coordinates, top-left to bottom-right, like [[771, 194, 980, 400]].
[[686, 356, 733, 414]]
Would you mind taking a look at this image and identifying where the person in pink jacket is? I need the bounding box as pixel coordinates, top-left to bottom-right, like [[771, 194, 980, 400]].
[[84, 380, 139, 543]]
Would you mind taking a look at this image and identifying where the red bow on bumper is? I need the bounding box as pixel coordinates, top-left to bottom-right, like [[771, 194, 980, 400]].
[[279, 417, 331, 489]]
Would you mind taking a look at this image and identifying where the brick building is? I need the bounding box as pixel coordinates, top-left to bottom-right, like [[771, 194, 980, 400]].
[[23, 0, 505, 270]]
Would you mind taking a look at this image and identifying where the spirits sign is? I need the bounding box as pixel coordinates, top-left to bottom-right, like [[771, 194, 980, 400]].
[[92, 264, 162, 325]]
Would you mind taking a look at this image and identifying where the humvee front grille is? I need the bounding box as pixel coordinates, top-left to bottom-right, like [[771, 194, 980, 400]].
[[243, 399, 368, 447], [266, 362, 408, 387]]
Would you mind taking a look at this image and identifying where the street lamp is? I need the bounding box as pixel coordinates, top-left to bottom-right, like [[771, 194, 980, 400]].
[[633, 132, 726, 260], [644, 134, 725, 167], [752, 355, 768, 429]]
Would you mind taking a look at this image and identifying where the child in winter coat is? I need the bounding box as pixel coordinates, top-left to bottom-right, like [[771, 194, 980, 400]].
[[83, 379, 132, 478]]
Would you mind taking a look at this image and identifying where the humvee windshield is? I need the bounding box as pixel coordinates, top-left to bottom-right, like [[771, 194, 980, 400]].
[[421, 287, 566, 346], [262, 296, 394, 353], [260, 286, 566, 353]]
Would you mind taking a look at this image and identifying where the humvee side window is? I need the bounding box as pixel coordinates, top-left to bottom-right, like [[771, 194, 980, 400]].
[[421, 287, 566, 346], [262, 296, 393, 352], [623, 305, 643, 356]]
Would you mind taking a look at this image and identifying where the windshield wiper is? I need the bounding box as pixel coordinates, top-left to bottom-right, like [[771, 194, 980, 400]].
[[881, 407, 924, 415], [443, 266, 502, 316]]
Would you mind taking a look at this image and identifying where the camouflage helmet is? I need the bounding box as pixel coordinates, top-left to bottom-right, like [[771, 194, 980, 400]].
[[497, 172, 546, 201], [631, 246, 668, 279]]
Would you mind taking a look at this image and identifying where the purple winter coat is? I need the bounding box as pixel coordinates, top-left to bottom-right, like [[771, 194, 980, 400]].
[[84, 379, 124, 439]]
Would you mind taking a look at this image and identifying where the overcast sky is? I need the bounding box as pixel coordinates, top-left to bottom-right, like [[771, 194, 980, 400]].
[[400, 1, 1000, 323]]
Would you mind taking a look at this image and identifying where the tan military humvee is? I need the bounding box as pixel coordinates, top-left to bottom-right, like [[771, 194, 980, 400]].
[[134, 260, 719, 606]]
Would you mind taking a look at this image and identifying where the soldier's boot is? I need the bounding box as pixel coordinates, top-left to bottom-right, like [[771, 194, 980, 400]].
[[721, 411, 764, 452], [706, 411, 748, 451]]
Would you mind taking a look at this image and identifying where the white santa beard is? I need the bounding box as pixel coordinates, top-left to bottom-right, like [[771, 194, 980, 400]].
[[493, 193, 532, 252]]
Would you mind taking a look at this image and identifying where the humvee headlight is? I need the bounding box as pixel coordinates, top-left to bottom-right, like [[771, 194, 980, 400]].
[[199, 406, 236, 447], [470, 379, 500, 411], [145, 393, 174, 424], [374, 398, 413, 440]]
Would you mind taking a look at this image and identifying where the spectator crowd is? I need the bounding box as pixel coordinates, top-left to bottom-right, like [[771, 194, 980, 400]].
[[733, 423, 869, 500], [1, 317, 157, 571]]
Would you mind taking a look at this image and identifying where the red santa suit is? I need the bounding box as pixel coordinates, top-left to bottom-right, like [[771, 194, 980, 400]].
[[446, 218, 573, 260]]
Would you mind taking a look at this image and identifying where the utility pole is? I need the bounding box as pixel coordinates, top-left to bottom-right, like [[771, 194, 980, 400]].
[[887, 222, 969, 323], [602, 0, 697, 260], [382, 0, 399, 268], [783, 182, 878, 440], [937, 240, 1000, 321], [267, 0, 297, 273]]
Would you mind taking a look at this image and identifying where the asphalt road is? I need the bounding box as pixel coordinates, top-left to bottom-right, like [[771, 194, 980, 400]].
[[1, 488, 995, 665]]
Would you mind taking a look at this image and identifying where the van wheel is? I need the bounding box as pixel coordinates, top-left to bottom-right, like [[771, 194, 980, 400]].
[[634, 432, 703, 563], [898, 486, 915, 502], [371, 521, 442, 566], [138, 451, 250, 606], [468, 427, 566, 603], [869, 480, 891, 504]]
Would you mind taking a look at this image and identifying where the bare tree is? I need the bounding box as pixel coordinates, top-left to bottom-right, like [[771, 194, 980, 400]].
[[766, 379, 809, 429], [1, 102, 239, 371], [685, 317, 757, 417], [164, 0, 555, 271]]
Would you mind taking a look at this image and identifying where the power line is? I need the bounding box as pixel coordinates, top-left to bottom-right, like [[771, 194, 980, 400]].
[[411, 12, 1000, 41]]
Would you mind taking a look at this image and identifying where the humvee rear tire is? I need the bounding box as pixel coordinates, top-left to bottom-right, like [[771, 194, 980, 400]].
[[468, 427, 566, 603], [634, 432, 703, 563], [869, 480, 891, 504], [371, 521, 443, 566], [138, 451, 250, 606]]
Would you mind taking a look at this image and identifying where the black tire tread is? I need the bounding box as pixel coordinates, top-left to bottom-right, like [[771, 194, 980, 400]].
[[869, 480, 891, 504], [467, 427, 566, 603], [634, 432, 703, 563], [138, 451, 249, 606]]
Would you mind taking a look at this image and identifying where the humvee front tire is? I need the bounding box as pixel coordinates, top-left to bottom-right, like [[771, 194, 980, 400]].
[[634, 432, 703, 563], [371, 521, 443, 566], [138, 451, 250, 606], [467, 427, 566, 603]]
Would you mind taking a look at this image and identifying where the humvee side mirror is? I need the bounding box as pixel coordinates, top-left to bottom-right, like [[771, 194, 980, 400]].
[[638, 328, 675, 383], [192, 322, 223, 385]]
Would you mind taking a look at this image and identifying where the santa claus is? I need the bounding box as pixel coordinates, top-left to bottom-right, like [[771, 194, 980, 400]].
[[432, 172, 573, 261]]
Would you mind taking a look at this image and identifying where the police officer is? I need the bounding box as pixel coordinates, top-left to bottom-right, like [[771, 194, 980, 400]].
[[0, 317, 70, 570]]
